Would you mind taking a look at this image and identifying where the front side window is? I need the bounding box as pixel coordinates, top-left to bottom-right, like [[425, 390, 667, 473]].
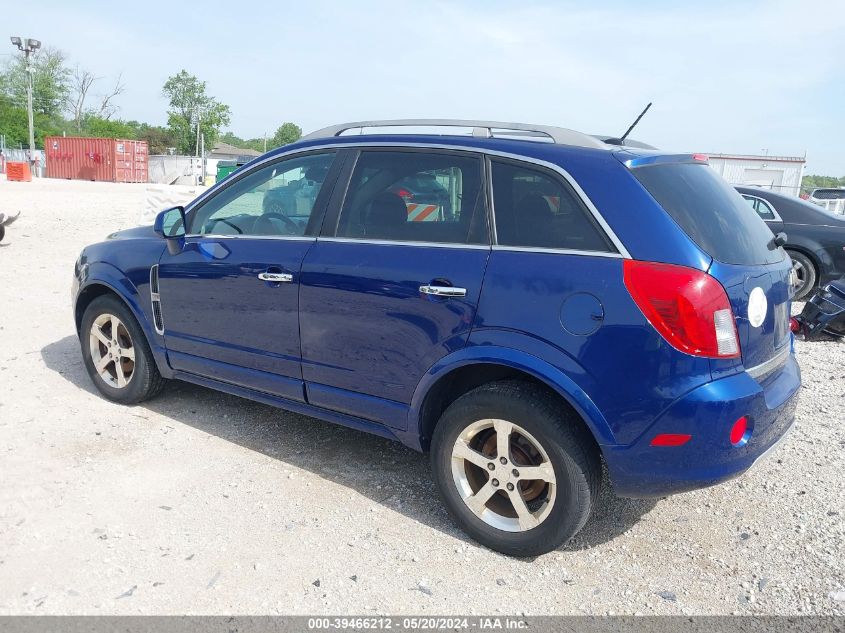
[[491, 160, 614, 252], [335, 151, 486, 244], [189, 152, 336, 236]]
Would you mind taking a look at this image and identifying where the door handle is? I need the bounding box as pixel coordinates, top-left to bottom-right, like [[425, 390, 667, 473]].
[[258, 272, 293, 283], [419, 285, 467, 297]]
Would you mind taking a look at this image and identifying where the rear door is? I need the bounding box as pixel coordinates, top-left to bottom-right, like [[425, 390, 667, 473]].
[[298, 148, 490, 429], [632, 160, 792, 374]]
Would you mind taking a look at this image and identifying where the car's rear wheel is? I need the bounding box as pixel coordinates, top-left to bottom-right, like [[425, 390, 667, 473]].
[[431, 380, 600, 557], [788, 250, 816, 300], [80, 295, 165, 404]]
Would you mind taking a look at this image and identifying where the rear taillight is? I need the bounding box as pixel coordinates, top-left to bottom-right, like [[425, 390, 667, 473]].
[[623, 260, 740, 358]]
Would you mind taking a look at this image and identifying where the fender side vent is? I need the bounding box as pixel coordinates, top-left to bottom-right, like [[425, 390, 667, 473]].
[[150, 265, 164, 335], [150, 263, 160, 294]]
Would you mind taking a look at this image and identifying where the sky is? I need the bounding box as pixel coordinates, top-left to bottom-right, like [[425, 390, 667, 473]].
[[4, 0, 845, 174]]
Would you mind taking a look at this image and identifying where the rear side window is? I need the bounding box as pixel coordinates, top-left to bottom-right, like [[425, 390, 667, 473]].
[[336, 151, 487, 244], [742, 195, 776, 221], [633, 163, 783, 265], [491, 160, 614, 252]]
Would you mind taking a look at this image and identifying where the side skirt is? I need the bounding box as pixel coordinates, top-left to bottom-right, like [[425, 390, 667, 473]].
[[171, 370, 404, 445]]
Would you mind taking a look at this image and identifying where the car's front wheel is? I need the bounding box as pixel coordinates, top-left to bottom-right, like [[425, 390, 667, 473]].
[[431, 381, 600, 557], [80, 295, 165, 404]]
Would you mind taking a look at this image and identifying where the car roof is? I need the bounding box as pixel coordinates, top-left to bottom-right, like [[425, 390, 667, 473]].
[[261, 132, 669, 169]]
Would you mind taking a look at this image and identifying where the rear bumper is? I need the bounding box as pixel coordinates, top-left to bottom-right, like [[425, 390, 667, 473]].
[[603, 352, 801, 498]]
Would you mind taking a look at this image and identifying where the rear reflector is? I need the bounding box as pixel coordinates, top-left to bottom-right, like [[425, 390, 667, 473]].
[[730, 416, 749, 446], [650, 433, 692, 447], [623, 260, 741, 358]]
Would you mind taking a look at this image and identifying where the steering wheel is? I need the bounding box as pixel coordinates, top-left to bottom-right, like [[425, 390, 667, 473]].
[[259, 212, 300, 235], [205, 217, 243, 234]]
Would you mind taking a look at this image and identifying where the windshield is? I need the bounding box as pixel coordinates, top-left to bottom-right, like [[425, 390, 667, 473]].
[[633, 162, 784, 266]]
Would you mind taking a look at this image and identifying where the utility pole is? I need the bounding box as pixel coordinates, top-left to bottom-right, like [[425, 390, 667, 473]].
[[9, 37, 41, 154], [263, 132, 267, 153]]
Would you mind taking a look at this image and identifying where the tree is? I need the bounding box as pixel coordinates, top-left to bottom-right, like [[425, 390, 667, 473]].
[[67, 65, 97, 131], [137, 125, 179, 155], [162, 70, 230, 154], [270, 122, 302, 149], [801, 174, 845, 196], [0, 95, 63, 148], [96, 73, 125, 120], [2, 46, 71, 118], [79, 115, 137, 139]]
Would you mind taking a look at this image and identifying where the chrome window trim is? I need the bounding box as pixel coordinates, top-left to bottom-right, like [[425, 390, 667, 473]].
[[183, 141, 631, 258], [745, 344, 790, 379], [740, 194, 783, 223], [491, 245, 624, 258], [183, 233, 315, 242], [317, 236, 490, 250]]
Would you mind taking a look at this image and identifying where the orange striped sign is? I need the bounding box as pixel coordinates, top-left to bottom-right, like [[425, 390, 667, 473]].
[[406, 203, 441, 222], [543, 195, 560, 211]]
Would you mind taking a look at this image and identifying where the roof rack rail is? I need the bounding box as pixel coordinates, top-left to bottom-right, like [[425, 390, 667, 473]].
[[302, 119, 609, 150]]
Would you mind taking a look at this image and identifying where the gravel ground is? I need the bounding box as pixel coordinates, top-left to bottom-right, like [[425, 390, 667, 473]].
[[0, 177, 843, 616]]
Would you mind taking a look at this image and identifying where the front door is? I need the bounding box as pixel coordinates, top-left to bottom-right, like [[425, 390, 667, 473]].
[[158, 151, 340, 401], [299, 149, 490, 429]]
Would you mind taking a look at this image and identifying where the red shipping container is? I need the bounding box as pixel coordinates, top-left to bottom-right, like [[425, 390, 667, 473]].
[[44, 136, 148, 183]]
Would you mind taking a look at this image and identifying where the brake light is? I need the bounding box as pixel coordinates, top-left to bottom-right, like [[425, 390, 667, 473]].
[[396, 188, 414, 200], [623, 260, 740, 358], [691, 153, 709, 162]]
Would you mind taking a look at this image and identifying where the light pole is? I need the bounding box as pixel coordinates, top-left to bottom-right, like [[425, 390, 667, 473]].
[[9, 37, 41, 155], [192, 105, 209, 185]]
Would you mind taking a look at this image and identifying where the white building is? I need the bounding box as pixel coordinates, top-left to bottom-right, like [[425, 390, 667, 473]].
[[707, 153, 806, 197]]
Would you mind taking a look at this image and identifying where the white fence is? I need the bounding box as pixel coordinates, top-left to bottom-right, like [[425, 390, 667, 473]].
[[148, 155, 204, 185], [0, 148, 46, 177]]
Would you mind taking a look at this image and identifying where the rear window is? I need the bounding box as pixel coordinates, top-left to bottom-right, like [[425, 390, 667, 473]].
[[811, 189, 845, 200], [632, 162, 783, 265]]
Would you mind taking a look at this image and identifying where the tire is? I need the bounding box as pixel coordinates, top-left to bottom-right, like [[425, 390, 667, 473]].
[[788, 250, 817, 300], [430, 380, 601, 557], [80, 295, 165, 404]]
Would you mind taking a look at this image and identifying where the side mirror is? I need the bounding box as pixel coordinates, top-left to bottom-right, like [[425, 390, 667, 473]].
[[770, 231, 788, 249], [154, 206, 186, 239]]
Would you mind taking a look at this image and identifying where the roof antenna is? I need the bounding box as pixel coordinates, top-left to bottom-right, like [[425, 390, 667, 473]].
[[605, 102, 652, 146]]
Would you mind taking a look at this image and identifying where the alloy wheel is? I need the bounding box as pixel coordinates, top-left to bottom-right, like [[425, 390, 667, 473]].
[[451, 419, 556, 532], [89, 313, 136, 388]]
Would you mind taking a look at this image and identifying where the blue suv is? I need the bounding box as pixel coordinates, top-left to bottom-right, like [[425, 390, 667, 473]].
[[72, 120, 801, 556]]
